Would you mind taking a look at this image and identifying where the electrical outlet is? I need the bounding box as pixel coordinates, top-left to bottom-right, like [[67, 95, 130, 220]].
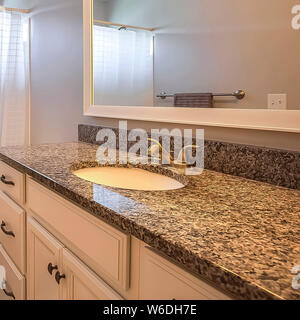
[[268, 94, 287, 110]]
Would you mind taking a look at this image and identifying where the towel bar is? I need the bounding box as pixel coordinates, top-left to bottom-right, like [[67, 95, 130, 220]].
[[157, 90, 246, 100]]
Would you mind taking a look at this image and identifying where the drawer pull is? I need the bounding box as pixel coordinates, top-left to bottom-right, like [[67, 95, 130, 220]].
[[48, 263, 58, 276], [1, 221, 15, 238], [3, 288, 15, 300], [55, 271, 66, 285], [1, 175, 15, 186]]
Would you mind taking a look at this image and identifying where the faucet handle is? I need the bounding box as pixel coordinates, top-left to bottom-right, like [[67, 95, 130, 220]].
[[174, 145, 202, 166]]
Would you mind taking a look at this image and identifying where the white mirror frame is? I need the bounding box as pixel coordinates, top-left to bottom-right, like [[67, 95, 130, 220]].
[[83, 0, 300, 133]]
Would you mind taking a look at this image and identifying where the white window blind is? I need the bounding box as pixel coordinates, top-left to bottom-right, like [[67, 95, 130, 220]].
[[93, 25, 154, 107], [0, 9, 29, 147]]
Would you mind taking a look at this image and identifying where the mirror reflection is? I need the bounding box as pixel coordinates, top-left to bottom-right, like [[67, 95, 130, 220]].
[[93, 0, 299, 110]]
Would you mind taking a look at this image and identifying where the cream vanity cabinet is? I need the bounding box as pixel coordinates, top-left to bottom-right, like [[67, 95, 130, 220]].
[[0, 162, 26, 300], [27, 217, 122, 300], [0, 160, 231, 300], [26, 178, 127, 300]]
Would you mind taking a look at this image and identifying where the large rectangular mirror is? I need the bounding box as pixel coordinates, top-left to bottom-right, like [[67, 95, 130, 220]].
[[83, 0, 300, 132]]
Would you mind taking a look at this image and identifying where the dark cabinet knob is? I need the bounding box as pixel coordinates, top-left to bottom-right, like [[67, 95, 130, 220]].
[[48, 263, 58, 276], [1, 221, 15, 238], [1, 175, 15, 186], [3, 289, 15, 300], [55, 271, 66, 285]]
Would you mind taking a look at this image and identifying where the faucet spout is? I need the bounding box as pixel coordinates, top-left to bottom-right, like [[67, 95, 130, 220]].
[[147, 138, 174, 164]]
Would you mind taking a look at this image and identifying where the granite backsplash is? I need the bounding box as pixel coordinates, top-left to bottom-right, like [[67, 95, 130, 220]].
[[78, 124, 300, 190]]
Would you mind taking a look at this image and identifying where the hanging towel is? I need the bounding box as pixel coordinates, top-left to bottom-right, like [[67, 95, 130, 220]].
[[174, 93, 213, 108]]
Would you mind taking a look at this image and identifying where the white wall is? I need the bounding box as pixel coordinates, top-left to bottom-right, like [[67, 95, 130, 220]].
[[93, 0, 107, 19], [28, 0, 300, 151], [30, 0, 102, 144]]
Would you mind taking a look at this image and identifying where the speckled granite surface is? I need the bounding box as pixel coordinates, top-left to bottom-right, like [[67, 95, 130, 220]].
[[79, 124, 300, 190], [0, 142, 299, 300]]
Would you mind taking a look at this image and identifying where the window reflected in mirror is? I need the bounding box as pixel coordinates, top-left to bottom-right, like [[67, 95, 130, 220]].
[[93, 22, 154, 106]]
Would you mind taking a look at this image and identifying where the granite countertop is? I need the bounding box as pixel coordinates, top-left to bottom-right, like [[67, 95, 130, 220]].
[[0, 142, 299, 300]]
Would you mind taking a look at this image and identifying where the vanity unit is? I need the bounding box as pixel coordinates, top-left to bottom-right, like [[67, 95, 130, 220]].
[[0, 159, 229, 300], [0, 142, 299, 301]]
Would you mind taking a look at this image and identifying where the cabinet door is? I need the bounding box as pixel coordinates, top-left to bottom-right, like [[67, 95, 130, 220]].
[[62, 248, 123, 300], [27, 217, 63, 300], [140, 245, 231, 300]]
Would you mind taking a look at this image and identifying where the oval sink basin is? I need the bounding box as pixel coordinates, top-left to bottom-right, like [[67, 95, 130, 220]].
[[72, 167, 185, 191]]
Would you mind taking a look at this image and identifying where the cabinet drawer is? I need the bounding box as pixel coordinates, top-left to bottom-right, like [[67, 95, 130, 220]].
[[0, 161, 25, 205], [27, 178, 130, 290], [0, 245, 25, 300], [0, 191, 25, 274], [139, 245, 231, 300]]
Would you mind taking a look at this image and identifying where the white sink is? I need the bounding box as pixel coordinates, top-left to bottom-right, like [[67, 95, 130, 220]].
[[72, 167, 185, 191]]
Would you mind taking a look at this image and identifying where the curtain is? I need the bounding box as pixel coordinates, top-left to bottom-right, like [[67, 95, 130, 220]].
[[93, 25, 154, 107], [0, 9, 29, 147]]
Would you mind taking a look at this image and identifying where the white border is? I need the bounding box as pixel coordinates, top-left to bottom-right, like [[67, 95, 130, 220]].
[[83, 0, 300, 134]]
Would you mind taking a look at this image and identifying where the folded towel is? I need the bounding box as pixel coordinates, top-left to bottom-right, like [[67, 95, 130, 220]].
[[174, 93, 213, 108]]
